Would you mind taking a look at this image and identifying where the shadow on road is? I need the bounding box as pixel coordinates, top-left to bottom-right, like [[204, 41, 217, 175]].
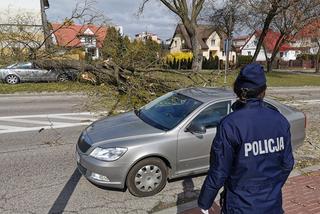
[[48, 169, 81, 214], [176, 177, 200, 213]]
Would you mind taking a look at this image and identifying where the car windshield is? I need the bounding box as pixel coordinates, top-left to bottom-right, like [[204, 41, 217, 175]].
[[136, 92, 203, 131], [6, 63, 17, 68], [6, 62, 32, 69]]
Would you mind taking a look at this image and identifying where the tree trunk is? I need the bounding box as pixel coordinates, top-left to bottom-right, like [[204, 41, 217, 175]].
[[191, 32, 202, 72], [251, 10, 277, 62], [266, 59, 273, 72], [266, 34, 285, 72], [316, 42, 320, 73], [226, 40, 230, 71]]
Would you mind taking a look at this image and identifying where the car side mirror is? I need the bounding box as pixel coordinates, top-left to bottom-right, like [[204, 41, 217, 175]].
[[186, 122, 206, 135]]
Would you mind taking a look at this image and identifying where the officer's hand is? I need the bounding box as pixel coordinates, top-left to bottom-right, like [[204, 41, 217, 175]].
[[200, 209, 209, 214]]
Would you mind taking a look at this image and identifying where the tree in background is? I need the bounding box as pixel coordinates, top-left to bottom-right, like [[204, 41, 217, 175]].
[[265, 0, 320, 72], [0, 0, 106, 64], [101, 27, 125, 64], [240, 0, 300, 62], [140, 0, 205, 72], [102, 27, 162, 71], [298, 20, 320, 73], [205, 0, 243, 70]]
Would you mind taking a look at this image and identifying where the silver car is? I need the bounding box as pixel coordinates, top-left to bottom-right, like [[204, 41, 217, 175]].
[[0, 62, 77, 84], [76, 87, 306, 197]]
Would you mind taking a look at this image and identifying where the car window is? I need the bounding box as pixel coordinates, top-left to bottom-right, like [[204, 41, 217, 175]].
[[12, 63, 32, 69], [138, 92, 203, 131], [192, 101, 231, 129], [263, 101, 278, 111]]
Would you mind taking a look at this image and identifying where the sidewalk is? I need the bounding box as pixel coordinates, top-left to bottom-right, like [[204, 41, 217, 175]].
[[156, 165, 320, 214]]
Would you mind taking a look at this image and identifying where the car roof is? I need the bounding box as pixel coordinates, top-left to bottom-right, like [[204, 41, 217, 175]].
[[176, 87, 236, 103]]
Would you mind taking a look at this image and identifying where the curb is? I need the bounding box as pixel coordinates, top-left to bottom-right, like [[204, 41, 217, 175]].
[[154, 164, 320, 214]]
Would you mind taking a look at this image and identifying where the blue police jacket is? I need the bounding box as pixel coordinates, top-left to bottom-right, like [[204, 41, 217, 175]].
[[198, 99, 294, 214]]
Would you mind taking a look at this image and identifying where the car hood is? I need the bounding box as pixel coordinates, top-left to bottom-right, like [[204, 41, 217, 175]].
[[85, 111, 165, 145]]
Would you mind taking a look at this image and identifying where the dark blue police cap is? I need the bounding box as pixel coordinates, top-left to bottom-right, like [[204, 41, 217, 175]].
[[235, 63, 266, 89]]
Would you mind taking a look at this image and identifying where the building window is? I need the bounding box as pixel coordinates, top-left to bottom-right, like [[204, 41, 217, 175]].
[[174, 40, 177, 47], [211, 39, 215, 46], [280, 52, 284, 57], [87, 48, 96, 57], [248, 51, 252, 56], [85, 36, 93, 44], [222, 51, 225, 56]]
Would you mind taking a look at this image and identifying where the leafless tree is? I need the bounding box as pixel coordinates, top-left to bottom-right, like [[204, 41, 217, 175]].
[[205, 0, 244, 69], [241, 0, 301, 62], [264, 0, 320, 72], [299, 20, 320, 73], [140, 0, 205, 72], [0, 0, 106, 62]]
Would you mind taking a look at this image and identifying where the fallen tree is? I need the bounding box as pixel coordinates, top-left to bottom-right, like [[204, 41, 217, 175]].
[[34, 59, 225, 113]]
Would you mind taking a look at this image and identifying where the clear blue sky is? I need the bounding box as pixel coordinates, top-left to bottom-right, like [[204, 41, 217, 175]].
[[47, 0, 179, 41]]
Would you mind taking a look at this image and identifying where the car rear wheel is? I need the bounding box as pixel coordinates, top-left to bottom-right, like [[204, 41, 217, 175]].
[[5, 74, 19, 84], [57, 73, 70, 82], [126, 158, 167, 197]]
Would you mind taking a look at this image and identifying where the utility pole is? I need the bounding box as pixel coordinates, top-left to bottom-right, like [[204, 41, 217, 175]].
[[224, 38, 228, 85], [40, 0, 51, 49]]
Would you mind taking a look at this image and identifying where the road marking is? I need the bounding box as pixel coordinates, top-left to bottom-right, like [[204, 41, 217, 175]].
[[0, 123, 91, 134], [48, 115, 95, 121], [0, 125, 21, 130], [0, 112, 103, 135], [284, 99, 320, 106], [0, 118, 69, 125], [0, 112, 102, 119]]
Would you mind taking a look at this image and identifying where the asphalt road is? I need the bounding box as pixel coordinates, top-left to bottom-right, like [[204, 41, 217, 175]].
[[0, 88, 319, 214]]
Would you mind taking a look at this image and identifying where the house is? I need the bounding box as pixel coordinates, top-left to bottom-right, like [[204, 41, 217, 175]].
[[135, 32, 161, 44], [0, 0, 49, 26], [170, 24, 236, 62], [240, 30, 296, 61], [293, 19, 320, 55], [0, 0, 50, 50], [232, 35, 250, 55], [51, 23, 108, 60]]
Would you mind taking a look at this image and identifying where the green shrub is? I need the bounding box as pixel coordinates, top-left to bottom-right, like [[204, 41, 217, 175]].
[[202, 56, 219, 69], [238, 55, 253, 66], [296, 54, 317, 61]]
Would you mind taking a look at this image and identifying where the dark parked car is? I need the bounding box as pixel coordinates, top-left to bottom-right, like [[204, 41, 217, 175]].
[[0, 62, 78, 84]]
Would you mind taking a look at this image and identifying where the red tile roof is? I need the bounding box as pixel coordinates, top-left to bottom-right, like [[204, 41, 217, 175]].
[[233, 35, 250, 41], [254, 30, 293, 52], [51, 23, 108, 48], [295, 19, 320, 39]]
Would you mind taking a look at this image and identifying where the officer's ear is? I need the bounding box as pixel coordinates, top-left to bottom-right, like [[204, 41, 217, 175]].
[[258, 89, 266, 99]]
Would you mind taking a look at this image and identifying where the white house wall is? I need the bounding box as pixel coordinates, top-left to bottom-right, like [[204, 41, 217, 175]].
[[170, 31, 236, 62], [204, 32, 237, 62], [203, 32, 221, 59], [282, 50, 297, 61], [241, 34, 268, 61], [0, 0, 43, 25], [170, 35, 183, 53]]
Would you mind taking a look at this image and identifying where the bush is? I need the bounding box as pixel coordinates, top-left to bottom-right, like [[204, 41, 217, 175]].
[[166, 52, 193, 69], [237, 55, 253, 66], [202, 56, 219, 69], [296, 54, 317, 61]]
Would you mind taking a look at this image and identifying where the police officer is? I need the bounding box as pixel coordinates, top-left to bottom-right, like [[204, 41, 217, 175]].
[[198, 63, 294, 214]]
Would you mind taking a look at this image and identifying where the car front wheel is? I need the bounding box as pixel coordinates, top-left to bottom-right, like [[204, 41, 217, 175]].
[[57, 73, 70, 82], [5, 74, 19, 84], [126, 158, 167, 197]]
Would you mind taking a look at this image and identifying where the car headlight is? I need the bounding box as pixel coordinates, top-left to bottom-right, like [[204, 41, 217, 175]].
[[89, 147, 127, 161]]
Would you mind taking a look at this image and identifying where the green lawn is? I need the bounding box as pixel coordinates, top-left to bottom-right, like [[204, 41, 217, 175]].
[[266, 72, 320, 87], [1, 71, 320, 94]]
